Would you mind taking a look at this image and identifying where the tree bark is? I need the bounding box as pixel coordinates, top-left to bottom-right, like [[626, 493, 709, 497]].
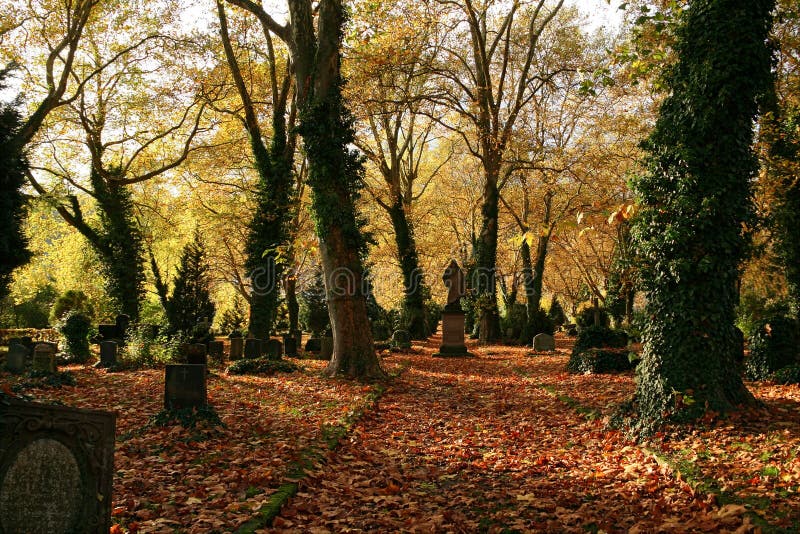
[[474, 172, 501, 342], [387, 196, 428, 339]]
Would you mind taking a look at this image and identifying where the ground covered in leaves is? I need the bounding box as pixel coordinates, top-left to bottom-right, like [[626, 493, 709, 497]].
[[2, 334, 799, 533]]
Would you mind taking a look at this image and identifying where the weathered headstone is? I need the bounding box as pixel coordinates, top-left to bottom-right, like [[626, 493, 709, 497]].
[[435, 260, 470, 357], [96, 340, 118, 369], [164, 364, 207, 410], [391, 330, 412, 349], [283, 335, 298, 357], [5, 344, 27, 373], [32, 343, 56, 373], [97, 324, 118, 342], [304, 337, 322, 352], [186, 343, 208, 366], [266, 339, 283, 360], [532, 333, 556, 352], [244, 338, 261, 359], [229, 337, 244, 360], [0, 399, 115, 533], [208, 340, 224, 361], [319, 336, 334, 360]]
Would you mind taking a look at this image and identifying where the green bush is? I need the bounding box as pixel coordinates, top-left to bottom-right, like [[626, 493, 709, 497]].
[[576, 306, 610, 329], [299, 268, 330, 336], [226, 357, 298, 376], [571, 325, 628, 358], [744, 316, 799, 381], [0, 284, 57, 328], [50, 290, 94, 324], [119, 325, 179, 369], [502, 304, 555, 344], [57, 311, 92, 363], [500, 303, 527, 342], [568, 348, 636, 374], [547, 297, 567, 327], [736, 291, 791, 340], [424, 299, 442, 335], [772, 364, 800, 385]]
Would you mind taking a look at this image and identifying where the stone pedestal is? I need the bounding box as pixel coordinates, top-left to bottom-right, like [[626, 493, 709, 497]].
[[229, 337, 244, 360], [32, 344, 57, 373], [435, 311, 470, 357]]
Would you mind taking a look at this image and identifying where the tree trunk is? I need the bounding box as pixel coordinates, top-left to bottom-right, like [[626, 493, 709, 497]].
[[387, 197, 428, 339], [474, 173, 501, 342], [285, 275, 299, 334]]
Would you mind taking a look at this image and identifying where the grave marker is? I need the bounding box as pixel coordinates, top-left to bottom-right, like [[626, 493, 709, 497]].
[[32, 344, 56, 373], [164, 365, 207, 410], [5, 344, 27, 373], [532, 333, 556, 352], [186, 343, 208, 366], [229, 337, 244, 360], [244, 338, 261, 359], [96, 340, 117, 368]]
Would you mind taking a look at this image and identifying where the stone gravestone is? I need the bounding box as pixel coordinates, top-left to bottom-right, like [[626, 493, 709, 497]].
[[186, 343, 208, 366], [304, 337, 322, 353], [319, 336, 334, 360], [5, 344, 27, 373], [244, 338, 261, 359], [115, 314, 130, 343], [96, 324, 118, 343], [266, 339, 283, 360], [532, 333, 556, 352], [435, 260, 470, 357], [164, 365, 207, 410], [391, 330, 412, 349], [20, 336, 34, 354], [96, 340, 118, 369], [208, 340, 224, 361], [282, 335, 298, 357], [32, 343, 56, 373], [0, 399, 115, 533], [229, 337, 244, 360]]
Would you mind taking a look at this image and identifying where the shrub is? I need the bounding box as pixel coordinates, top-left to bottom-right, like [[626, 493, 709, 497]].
[[571, 325, 628, 358], [568, 348, 636, 374], [502, 304, 555, 345], [219, 296, 246, 335], [575, 306, 610, 329], [744, 315, 799, 381], [547, 297, 567, 326], [299, 268, 330, 336], [57, 311, 92, 363], [500, 303, 527, 342], [424, 299, 442, 336], [119, 325, 179, 369], [772, 364, 800, 385], [50, 290, 94, 324], [736, 291, 791, 340], [226, 357, 298, 375]]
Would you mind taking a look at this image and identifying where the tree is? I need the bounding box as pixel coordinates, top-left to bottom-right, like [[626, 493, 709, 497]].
[[154, 229, 216, 335], [629, 0, 774, 431], [226, 0, 384, 379], [0, 65, 31, 299], [431, 0, 567, 342], [216, 0, 298, 340]]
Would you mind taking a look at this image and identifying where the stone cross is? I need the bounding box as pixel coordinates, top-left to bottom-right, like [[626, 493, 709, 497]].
[[442, 259, 466, 310]]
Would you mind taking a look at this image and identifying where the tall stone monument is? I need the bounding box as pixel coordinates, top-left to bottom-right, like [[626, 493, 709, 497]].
[[434, 260, 471, 357]]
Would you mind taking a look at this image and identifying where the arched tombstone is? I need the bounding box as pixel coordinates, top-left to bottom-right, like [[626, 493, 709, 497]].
[[32, 344, 57, 373]]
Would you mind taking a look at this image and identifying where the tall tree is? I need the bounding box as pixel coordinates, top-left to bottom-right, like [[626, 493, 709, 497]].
[[0, 66, 31, 298], [216, 0, 297, 339], [630, 0, 774, 431], [431, 0, 566, 341], [226, 0, 384, 378]]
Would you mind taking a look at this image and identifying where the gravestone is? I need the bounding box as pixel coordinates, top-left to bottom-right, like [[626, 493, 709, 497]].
[[229, 337, 244, 360], [96, 324, 118, 342], [115, 314, 130, 343], [20, 336, 34, 353], [164, 364, 207, 410], [5, 344, 27, 373], [0, 399, 115, 533], [292, 330, 303, 347], [319, 336, 334, 360], [391, 330, 412, 349], [186, 343, 208, 366], [532, 333, 556, 352], [283, 335, 298, 357], [7, 337, 23, 349], [266, 339, 283, 360], [208, 340, 224, 361], [244, 338, 261, 359], [304, 338, 322, 352], [32, 344, 56, 373], [435, 260, 470, 357], [96, 341, 118, 369]]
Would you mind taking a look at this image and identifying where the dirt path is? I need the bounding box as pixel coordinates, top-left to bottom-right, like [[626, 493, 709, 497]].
[[271, 335, 728, 533]]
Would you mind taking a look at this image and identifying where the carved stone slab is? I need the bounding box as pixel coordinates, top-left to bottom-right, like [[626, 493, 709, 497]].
[[164, 364, 207, 411], [0, 400, 115, 534]]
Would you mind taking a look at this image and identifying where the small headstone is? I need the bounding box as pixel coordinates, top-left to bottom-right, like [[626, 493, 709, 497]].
[[244, 338, 261, 359], [319, 336, 334, 360], [304, 338, 322, 352], [97, 324, 118, 342], [32, 343, 56, 373], [97, 340, 118, 368], [164, 364, 207, 410], [5, 344, 27, 373], [266, 339, 283, 360], [391, 330, 412, 349], [0, 399, 115, 533], [208, 340, 224, 361], [283, 335, 298, 357], [229, 337, 244, 360], [532, 333, 556, 352], [186, 343, 208, 366]]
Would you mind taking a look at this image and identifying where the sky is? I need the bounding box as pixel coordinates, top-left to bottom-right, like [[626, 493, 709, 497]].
[[569, 0, 627, 31]]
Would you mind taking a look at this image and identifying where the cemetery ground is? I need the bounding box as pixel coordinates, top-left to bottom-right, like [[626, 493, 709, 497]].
[[1, 335, 800, 533]]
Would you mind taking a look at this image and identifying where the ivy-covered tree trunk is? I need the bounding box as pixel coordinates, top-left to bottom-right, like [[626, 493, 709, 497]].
[[387, 196, 428, 339], [474, 175, 501, 343], [631, 0, 773, 431]]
